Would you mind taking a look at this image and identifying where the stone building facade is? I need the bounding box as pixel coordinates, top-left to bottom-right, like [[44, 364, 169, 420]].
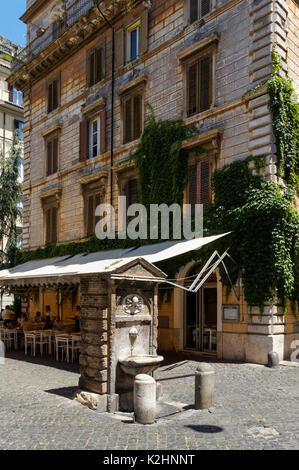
[[8, 0, 299, 364], [0, 36, 24, 309]]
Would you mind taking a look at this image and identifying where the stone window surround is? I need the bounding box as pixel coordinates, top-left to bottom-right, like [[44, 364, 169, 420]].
[[178, 33, 219, 119]]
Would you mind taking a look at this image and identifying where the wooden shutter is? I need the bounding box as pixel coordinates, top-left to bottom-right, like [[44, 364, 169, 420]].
[[190, 0, 198, 23], [188, 166, 198, 216], [201, 0, 211, 17], [200, 57, 211, 112], [87, 195, 94, 236], [53, 79, 59, 110], [95, 193, 101, 232], [133, 95, 142, 140], [100, 109, 106, 154], [47, 82, 53, 113], [88, 50, 95, 87], [46, 208, 51, 244], [140, 10, 148, 55], [187, 63, 198, 116], [199, 160, 210, 208], [96, 48, 103, 83], [8, 84, 13, 102], [53, 137, 58, 173], [124, 97, 132, 143], [79, 120, 89, 161], [115, 29, 124, 68], [46, 141, 52, 176], [51, 207, 57, 243]]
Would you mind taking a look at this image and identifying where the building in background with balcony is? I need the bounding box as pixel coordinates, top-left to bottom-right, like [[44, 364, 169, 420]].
[[0, 36, 24, 309]]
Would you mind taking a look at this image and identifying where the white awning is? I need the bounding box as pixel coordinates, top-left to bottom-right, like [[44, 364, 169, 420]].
[[0, 233, 230, 282]]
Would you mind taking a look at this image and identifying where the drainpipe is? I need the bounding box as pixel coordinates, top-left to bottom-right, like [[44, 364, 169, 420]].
[[95, 2, 115, 208]]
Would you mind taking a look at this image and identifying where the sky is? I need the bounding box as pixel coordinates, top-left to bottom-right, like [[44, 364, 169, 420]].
[[0, 2, 27, 46]]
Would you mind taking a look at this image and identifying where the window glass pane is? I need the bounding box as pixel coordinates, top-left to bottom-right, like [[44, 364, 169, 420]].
[[188, 63, 198, 116], [130, 29, 138, 61]]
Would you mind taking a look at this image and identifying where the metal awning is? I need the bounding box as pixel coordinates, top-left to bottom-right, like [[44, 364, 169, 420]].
[[0, 233, 230, 285]]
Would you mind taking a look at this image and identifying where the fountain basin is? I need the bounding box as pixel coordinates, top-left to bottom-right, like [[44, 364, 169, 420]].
[[119, 355, 164, 377]]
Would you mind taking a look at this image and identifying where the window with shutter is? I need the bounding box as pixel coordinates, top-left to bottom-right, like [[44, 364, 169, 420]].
[[47, 76, 60, 113], [199, 160, 210, 208], [123, 93, 143, 144], [188, 159, 211, 211], [187, 63, 198, 116], [45, 206, 57, 244], [46, 134, 59, 176], [87, 47, 104, 87], [186, 55, 212, 116], [189, 0, 211, 24], [128, 179, 138, 206], [200, 57, 211, 112], [86, 192, 102, 236]]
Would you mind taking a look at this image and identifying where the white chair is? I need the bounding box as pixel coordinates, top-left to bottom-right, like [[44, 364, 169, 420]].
[[24, 333, 37, 356], [70, 335, 81, 363], [36, 333, 49, 356], [4, 330, 14, 351], [56, 336, 70, 362]]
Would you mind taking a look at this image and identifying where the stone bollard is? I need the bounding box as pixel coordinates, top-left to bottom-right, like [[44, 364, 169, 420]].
[[134, 374, 156, 425], [268, 352, 279, 368], [195, 363, 215, 410]]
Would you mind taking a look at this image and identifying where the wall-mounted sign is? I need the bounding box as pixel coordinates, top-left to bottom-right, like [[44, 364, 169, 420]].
[[222, 305, 240, 322]]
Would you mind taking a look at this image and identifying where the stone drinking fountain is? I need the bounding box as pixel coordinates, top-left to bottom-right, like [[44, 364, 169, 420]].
[[76, 258, 166, 412]]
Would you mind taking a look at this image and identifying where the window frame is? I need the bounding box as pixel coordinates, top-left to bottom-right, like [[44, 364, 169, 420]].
[[87, 45, 104, 88], [122, 89, 143, 145], [188, 0, 212, 25], [185, 48, 214, 118], [126, 19, 141, 63], [83, 177, 107, 237], [45, 131, 59, 176], [46, 73, 60, 114], [88, 117, 101, 159], [42, 196, 59, 245]]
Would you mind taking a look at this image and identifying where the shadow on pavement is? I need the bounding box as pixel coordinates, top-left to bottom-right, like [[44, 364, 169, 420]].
[[5, 350, 79, 374], [45, 386, 78, 399], [186, 424, 223, 433]]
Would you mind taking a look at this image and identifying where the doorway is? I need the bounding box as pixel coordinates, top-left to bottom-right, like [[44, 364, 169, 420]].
[[184, 267, 217, 353]]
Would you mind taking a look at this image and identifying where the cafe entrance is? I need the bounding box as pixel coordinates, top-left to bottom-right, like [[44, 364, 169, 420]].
[[184, 266, 217, 353]]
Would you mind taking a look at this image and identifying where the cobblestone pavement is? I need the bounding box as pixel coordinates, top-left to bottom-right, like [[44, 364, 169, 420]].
[[0, 351, 298, 450]]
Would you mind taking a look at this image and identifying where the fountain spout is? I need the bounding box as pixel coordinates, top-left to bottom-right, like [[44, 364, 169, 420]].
[[128, 326, 139, 356]]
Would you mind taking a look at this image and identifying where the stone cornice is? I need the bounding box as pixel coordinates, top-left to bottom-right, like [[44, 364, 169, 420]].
[[41, 122, 62, 137], [117, 74, 148, 96], [181, 129, 223, 151], [82, 97, 105, 116], [177, 33, 220, 62]]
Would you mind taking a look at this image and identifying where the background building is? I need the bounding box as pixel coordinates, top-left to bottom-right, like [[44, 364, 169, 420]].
[[0, 35, 24, 309], [6, 0, 299, 364]]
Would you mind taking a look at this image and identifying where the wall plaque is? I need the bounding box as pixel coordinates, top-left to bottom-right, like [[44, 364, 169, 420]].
[[222, 305, 240, 322]]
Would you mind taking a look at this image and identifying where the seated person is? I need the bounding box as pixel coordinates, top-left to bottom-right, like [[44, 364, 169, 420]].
[[2, 305, 14, 327], [34, 311, 42, 323], [20, 314, 33, 332]]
